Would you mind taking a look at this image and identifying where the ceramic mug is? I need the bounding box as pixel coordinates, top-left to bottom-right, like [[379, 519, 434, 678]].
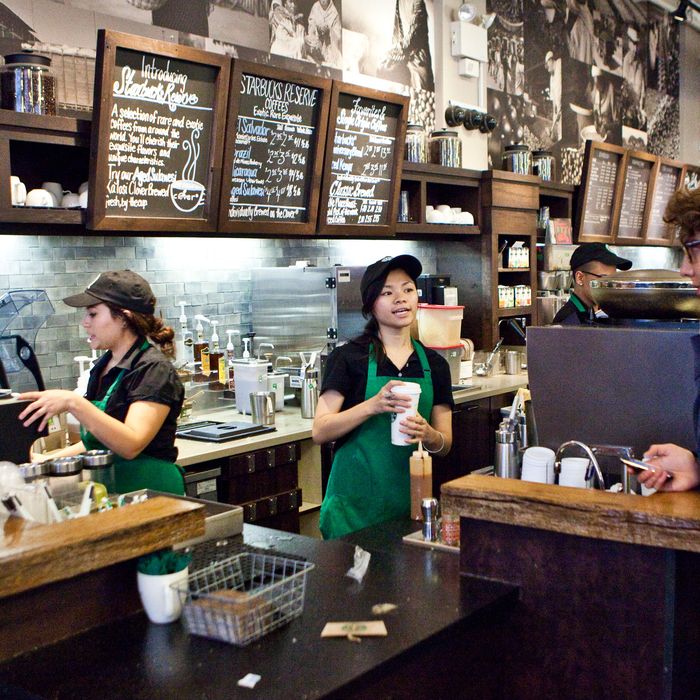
[[42, 181, 66, 206], [137, 566, 189, 624], [79, 190, 88, 209], [25, 188, 55, 207], [10, 176, 26, 205], [61, 192, 81, 208], [78, 181, 89, 194]]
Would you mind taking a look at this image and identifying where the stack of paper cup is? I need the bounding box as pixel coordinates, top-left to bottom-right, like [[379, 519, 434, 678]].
[[390, 383, 421, 446], [521, 446, 555, 484], [558, 457, 590, 488]]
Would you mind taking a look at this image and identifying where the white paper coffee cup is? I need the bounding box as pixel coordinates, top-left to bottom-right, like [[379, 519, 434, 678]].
[[390, 383, 421, 446]]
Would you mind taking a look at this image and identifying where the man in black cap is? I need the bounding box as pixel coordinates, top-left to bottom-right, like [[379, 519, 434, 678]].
[[551, 242, 632, 325]]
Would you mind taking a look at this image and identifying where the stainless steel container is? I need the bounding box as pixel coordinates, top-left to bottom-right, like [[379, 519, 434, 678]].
[[494, 422, 519, 478], [421, 497, 439, 542], [250, 391, 275, 426], [17, 461, 51, 482], [590, 269, 700, 319], [300, 369, 318, 419], [49, 455, 83, 494], [82, 449, 115, 493]]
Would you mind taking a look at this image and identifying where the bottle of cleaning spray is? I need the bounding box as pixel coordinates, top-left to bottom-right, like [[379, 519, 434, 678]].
[[177, 301, 194, 367]]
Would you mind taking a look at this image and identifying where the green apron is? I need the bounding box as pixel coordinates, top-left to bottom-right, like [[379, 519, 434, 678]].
[[319, 341, 434, 539], [80, 340, 185, 496]]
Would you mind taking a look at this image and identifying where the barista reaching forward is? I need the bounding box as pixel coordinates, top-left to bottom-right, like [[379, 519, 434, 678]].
[[313, 255, 453, 539], [18, 271, 185, 495], [551, 243, 632, 325]]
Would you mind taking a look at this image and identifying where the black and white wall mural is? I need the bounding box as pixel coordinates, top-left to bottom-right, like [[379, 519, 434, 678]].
[[0, 0, 684, 180], [487, 0, 681, 183]]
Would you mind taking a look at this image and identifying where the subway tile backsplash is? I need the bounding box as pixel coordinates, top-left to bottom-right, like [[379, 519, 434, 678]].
[[1, 234, 442, 390]]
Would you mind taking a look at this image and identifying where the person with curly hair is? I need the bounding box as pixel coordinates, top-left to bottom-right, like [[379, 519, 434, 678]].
[[18, 270, 186, 494], [633, 187, 700, 492]]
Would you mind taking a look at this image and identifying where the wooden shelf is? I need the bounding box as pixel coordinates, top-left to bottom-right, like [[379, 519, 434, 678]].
[[401, 161, 483, 181], [396, 223, 480, 236], [497, 305, 533, 316], [3, 206, 84, 225], [498, 267, 530, 273], [0, 108, 91, 138]]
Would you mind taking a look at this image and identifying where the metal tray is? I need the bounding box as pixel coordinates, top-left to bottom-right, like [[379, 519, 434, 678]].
[[176, 420, 275, 442]]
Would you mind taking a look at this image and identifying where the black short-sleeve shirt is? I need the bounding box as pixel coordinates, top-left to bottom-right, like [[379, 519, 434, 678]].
[[321, 339, 454, 422], [85, 337, 184, 462]]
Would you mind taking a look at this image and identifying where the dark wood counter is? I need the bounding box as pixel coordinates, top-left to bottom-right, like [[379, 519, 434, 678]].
[[0, 522, 517, 699]]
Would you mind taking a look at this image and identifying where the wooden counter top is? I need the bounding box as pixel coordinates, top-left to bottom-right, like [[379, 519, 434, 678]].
[[441, 474, 700, 553], [0, 497, 205, 599]]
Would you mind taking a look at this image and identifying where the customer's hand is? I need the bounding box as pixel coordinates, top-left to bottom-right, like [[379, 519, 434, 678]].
[[636, 443, 700, 492]]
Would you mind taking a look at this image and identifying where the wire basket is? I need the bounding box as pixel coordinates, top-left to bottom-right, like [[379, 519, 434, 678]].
[[179, 552, 314, 646]]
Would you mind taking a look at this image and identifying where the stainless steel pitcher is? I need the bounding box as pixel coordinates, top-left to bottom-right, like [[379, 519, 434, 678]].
[[250, 391, 275, 426], [494, 421, 519, 479]]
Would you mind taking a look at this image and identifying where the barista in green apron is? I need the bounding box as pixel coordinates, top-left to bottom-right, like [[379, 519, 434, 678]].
[[79, 340, 184, 495], [19, 271, 185, 495], [314, 255, 454, 540]]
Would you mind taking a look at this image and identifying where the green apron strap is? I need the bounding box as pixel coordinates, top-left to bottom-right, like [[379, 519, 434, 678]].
[[320, 340, 434, 539]]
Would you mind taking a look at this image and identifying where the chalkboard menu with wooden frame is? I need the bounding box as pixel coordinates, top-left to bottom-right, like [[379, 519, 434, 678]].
[[88, 30, 230, 231], [318, 82, 409, 236], [613, 149, 657, 245], [575, 140, 626, 243], [218, 61, 331, 235], [644, 157, 686, 245]]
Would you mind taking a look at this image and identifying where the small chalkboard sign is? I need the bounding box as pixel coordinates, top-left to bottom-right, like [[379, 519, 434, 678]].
[[218, 62, 331, 234], [576, 141, 626, 243], [318, 82, 408, 236], [88, 30, 230, 231], [645, 158, 686, 243], [614, 150, 656, 244]]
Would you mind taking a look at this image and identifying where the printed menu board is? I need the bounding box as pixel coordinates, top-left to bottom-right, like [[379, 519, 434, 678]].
[[645, 158, 686, 242], [615, 152, 656, 241], [318, 82, 408, 235], [88, 30, 229, 231], [576, 141, 625, 242], [219, 62, 331, 234]]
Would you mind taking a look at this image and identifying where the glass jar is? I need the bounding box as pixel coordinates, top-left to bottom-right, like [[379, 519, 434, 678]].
[[532, 149, 556, 181], [1, 52, 56, 115], [404, 123, 426, 163], [502, 144, 531, 175], [429, 129, 461, 168]]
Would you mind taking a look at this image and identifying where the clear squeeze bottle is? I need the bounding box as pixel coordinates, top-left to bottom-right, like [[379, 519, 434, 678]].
[[177, 301, 194, 368], [194, 314, 211, 379], [209, 320, 225, 389], [225, 329, 239, 390]]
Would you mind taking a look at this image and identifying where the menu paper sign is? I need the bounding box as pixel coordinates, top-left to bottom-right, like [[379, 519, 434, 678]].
[[617, 154, 654, 240], [646, 160, 685, 241], [219, 63, 330, 234], [319, 83, 408, 234], [581, 148, 621, 237], [88, 31, 229, 231]]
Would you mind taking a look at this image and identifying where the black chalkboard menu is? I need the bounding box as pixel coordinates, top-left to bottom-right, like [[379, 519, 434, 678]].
[[218, 62, 331, 234], [576, 141, 626, 243], [645, 158, 686, 243], [318, 82, 409, 235], [88, 30, 230, 231], [615, 150, 656, 243]]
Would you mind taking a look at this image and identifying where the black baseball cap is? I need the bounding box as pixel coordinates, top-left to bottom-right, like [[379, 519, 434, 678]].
[[360, 255, 422, 308], [63, 270, 156, 315], [569, 243, 632, 272]]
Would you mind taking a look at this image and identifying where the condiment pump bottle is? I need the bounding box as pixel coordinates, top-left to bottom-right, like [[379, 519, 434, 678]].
[[177, 301, 194, 366], [410, 442, 432, 520]]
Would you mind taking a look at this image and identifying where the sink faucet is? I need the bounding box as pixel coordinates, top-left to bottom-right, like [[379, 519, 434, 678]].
[[257, 342, 275, 361], [555, 440, 606, 490]]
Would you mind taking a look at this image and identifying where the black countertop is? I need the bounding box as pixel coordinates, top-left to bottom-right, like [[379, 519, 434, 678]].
[[0, 522, 517, 700]]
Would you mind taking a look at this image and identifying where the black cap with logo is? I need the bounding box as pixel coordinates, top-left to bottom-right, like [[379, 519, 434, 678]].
[[63, 270, 156, 315], [360, 255, 423, 309], [569, 243, 632, 272]]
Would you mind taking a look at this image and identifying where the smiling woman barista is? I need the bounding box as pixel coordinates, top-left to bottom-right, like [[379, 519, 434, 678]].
[[313, 255, 454, 539], [18, 270, 185, 495]]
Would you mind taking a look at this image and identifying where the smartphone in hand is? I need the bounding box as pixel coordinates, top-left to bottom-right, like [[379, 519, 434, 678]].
[[620, 457, 655, 472]]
